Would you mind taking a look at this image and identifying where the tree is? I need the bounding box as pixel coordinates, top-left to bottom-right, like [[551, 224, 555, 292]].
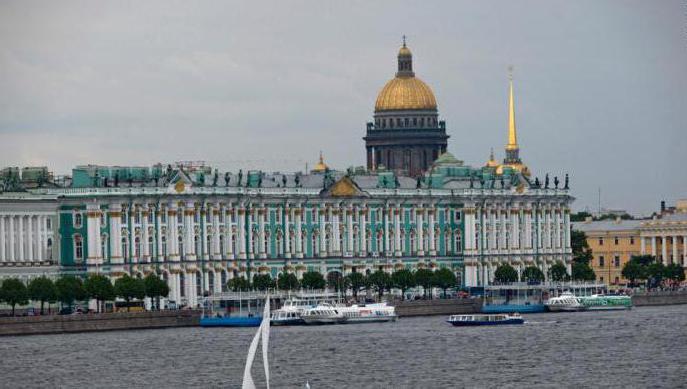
[[521, 266, 545, 283], [0, 278, 29, 316], [301, 271, 326, 290], [55, 276, 87, 310], [252, 274, 274, 291], [572, 262, 596, 281], [433, 268, 457, 298], [144, 274, 169, 310], [346, 272, 367, 299], [646, 262, 666, 288], [276, 273, 299, 291], [549, 262, 570, 282], [326, 271, 345, 292], [621, 259, 646, 287], [27, 276, 57, 314], [665, 263, 685, 288], [391, 269, 416, 300], [227, 276, 250, 292], [571, 230, 593, 265], [414, 269, 435, 298], [494, 264, 519, 284], [84, 274, 115, 313], [367, 270, 391, 298], [114, 275, 146, 311]]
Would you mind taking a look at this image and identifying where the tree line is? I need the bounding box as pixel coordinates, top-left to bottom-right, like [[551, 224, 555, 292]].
[[621, 255, 685, 289], [227, 268, 460, 300], [0, 274, 169, 316], [493, 262, 571, 284]]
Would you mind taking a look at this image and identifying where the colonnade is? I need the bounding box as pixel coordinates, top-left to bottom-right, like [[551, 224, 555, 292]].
[[0, 213, 53, 264], [640, 234, 687, 265]]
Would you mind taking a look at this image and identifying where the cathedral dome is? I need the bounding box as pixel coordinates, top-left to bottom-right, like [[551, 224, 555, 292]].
[[375, 77, 437, 112], [374, 42, 438, 112]]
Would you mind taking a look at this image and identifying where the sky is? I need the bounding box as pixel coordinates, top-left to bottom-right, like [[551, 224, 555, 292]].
[[0, 1, 685, 215]]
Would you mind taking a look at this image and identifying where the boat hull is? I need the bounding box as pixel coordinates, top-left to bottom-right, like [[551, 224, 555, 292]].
[[448, 318, 524, 326], [546, 305, 585, 312], [302, 317, 346, 325], [343, 315, 398, 324], [270, 318, 305, 326], [482, 304, 545, 314], [200, 317, 263, 327], [584, 305, 631, 311]]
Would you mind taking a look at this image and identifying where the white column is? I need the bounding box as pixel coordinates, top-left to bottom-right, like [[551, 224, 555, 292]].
[[640, 236, 646, 255], [564, 210, 571, 250], [428, 208, 436, 255], [155, 207, 163, 261], [246, 209, 254, 258], [212, 204, 221, 259], [359, 207, 367, 256], [319, 207, 326, 257], [382, 206, 389, 255], [464, 209, 474, 251], [129, 209, 136, 262], [333, 208, 341, 254], [0, 216, 5, 262], [26, 215, 33, 261], [8, 216, 15, 261], [295, 208, 303, 258], [394, 207, 401, 257], [86, 205, 99, 265], [512, 209, 520, 250], [169, 203, 179, 261], [36, 215, 44, 262], [17, 216, 24, 262], [683, 235, 687, 266], [184, 202, 196, 260], [284, 207, 291, 258], [142, 206, 150, 262], [672, 236, 678, 265], [346, 207, 353, 256], [226, 206, 234, 259], [416, 208, 424, 256], [661, 236, 667, 265]]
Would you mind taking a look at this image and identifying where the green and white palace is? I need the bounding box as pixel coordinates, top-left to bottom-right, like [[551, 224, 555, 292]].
[[0, 42, 573, 307]]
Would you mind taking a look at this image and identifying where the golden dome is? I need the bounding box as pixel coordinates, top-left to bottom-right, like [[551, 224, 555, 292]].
[[485, 148, 500, 168], [375, 77, 437, 112], [312, 151, 328, 173], [398, 45, 412, 57]]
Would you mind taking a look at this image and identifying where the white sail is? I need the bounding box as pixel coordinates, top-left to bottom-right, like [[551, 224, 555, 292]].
[[242, 296, 271, 389]]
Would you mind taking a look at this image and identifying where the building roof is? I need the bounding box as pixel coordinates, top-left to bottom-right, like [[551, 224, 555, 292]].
[[573, 219, 643, 233]]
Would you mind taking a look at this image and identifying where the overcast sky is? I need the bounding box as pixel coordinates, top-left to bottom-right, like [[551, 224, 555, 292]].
[[0, 1, 685, 214]]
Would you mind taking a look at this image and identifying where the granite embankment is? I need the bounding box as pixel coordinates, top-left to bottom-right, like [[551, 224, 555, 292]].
[[632, 291, 687, 306], [0, 310, 200, 336]]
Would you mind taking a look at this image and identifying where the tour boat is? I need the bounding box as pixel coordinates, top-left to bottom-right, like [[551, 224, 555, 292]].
[[270, 299, 310, 326], [578, 294, 632, 311], [337, 302, 398, 323], [200, 292, 267, 327], [301, 303, 346, 324], [481, 284, 547, 313], [447, 313, 524, 326], [545, 291, 585, 312]]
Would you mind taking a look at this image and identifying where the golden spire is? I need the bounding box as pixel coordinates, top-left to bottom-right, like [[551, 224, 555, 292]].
[[312, 151, 328, 173], [506, 66, 518, 151]]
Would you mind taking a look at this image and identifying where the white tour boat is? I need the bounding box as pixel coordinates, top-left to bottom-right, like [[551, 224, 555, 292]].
[[337, 302, 398, 323], [301, 303, 346, 325], [545, 291, 585, 312], [447, 313, 524, 326]]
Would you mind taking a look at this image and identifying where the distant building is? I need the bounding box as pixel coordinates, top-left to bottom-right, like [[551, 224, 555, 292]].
[[574, 199, 687, 286]]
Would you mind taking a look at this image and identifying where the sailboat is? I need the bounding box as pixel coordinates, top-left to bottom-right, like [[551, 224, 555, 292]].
[[242, 295, 271, 389]]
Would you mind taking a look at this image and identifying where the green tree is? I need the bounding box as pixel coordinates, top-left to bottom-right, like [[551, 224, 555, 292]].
[[414, 269, 435, 298], [521, 266, 545, 283], [84, 274, 115, 313], [0, 278, 29, 316], [571, 262, 596, 281], [665, 263, 685, 288], [276, 273, 299, 291], [646, 262, 666, 288], [114, 275, 146, 311], [570, 212, 592, 222], [326, 271, 345, 292], [621, 259, 646, 287], [227, 276, 251, 292], [301, 271, 326, 290], [367, 270, 391, 298], [571, 230, 593, 265], [391, 269, 416, 301], [549, 262, 570, 282], [27, 276, 57, 314], [144, 274, 169, 310], [55, 276, 87, 310], [494, 264, 519, 284], [346, 272, 368, 299], [631, 255, 656, 267], [433, 268, 457, 298], [251, 274, 274, 291]]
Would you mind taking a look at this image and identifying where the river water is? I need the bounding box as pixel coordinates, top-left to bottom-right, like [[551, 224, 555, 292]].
[[1, 304, 686, 388]]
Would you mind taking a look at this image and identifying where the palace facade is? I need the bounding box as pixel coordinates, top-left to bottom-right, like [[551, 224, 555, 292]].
[[0, 42, 573, 307]]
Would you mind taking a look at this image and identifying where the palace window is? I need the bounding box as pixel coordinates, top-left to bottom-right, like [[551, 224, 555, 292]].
[[219, 235, 225, 257], [630, 237, 634, 245], [179, 273, 185, 297], [206, 211, 211, 223], [195, 235, 201, 256], [196, 272, 202, 297], [121, 210, 127, 224], [179, 236, 185, 260], [148, 236, 154, 258], [194, 212, 199, 223], [206, 235, 212, 257], [455, 231, 462, 253], [148, 211, 154, 224], [614, 256, 620, 267], [598, 238, 604, 246], [177, 212, 183, 224], [161, 212, 167, 223], [413, 117, 417, 126], [599, 256, 604, 267], [74, 212, 83, 228], [404, 118, 409, 127], [74, 235, 83, 262], [101, 234, 108, 260], [420, 117, 424, 127], [134, 237, 141, 258], [134, 211, 141, 224], [614, 237, 619, 245], [122, 237, 129, 261], [161, 236, 167, 258], [208, 272, 215, 294]]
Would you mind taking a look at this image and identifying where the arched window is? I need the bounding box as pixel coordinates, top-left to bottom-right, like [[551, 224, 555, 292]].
[[206, 235, 212, 258], [312, 233, 318, 257], [134, 237, 141, 258], [208, 271, 215, 294], [161, 236, 167, 258], [148, 235, 154, 259], [74, 213, 82, 228], [179, 236, 185, 260], [122, 237, 129, 261], [410, 232, 416, 254], [219, 235, 225, 258], [179, 273, 186, 297], [101, 234, 108, 260], [74, 235, 83, 262], [195, 272, 202, 298], [194, 235, 201, 256], [47, 238, 53, 260], [455, 230, 462, 253]]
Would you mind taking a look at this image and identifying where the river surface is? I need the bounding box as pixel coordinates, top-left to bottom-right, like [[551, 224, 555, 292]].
[[1, 304, 686, 388]]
